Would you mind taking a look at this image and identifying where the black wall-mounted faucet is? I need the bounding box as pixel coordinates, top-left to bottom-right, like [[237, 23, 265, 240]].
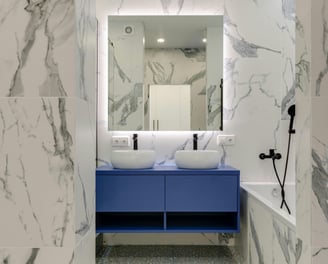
[[133, 133, 138, 150], [193, 133, 198, 150], [259, 149, 281, 160]]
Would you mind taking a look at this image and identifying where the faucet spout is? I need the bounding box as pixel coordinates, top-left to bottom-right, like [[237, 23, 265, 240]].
[[193, 133, 198, 150], [133, 133, 138, 150]]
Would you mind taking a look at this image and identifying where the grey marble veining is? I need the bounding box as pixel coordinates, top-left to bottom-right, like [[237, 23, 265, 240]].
[[160, 0, 185, 14], [0, 98, 76, 247], [0, 1, 20, 26], [114, 56, 132, 83], [314, 0, 328, 96], [75, 167, 91, 237], [225, 32, 281, 58], [249, 212, 264, 264], [223, 74, 253, 120], [8, 0, 74, 97], [313, 247, 328, 258], [312, 148, 328, 222], [282, 0, 296, 20], [273, 218, 292, 263], [0, 247, 75, 263], [76, 0, 97, 100], [110, 83, 143, 128], [144, 48, 207, 130], [43, 98, 74, 246], [147, 61, 174, 84]]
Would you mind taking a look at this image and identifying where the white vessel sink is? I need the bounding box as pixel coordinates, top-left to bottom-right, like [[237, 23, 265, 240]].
[[174, 150, 220, 169], [111, 150, 156, 169]]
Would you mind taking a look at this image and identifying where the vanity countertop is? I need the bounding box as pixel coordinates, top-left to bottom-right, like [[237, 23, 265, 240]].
[[96, 165, 239, 175]]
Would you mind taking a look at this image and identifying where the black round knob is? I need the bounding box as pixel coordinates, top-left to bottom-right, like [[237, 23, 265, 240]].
[[259, 153, 266, 160], [274, 153, 282, 160]]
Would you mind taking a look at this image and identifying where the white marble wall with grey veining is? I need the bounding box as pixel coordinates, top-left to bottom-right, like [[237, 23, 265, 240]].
[[295, 0, 312, 263], [75, 100, 96, 245], [311, 1, 328, 261], [74, 0, 97, 263], [0, 0, 76, 97], [0, 98, 75, 247], [245, 195, 296, 264], [312, 99, 328, 263], [97, 0, 296, 249], [98, 0, 295, 181], [0, 247, 74, 264], [223, 0, 295, 183], [0, 0, 96, 263], [144, 48, 207, 131], [74, 0, 97, 253]]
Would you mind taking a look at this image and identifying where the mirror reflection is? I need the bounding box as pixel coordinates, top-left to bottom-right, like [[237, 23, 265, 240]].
[[108, 16, 223, 131]]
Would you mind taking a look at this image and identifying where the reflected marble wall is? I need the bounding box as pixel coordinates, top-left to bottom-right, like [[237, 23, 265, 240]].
[[108, 21, 144, 130], [144, 48, 207, 130], [0, 0, 96, 263]]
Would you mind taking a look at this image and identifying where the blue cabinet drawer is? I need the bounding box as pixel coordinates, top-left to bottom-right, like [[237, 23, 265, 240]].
[[96, 175, 165, 212], [166, 175, 238, 212]]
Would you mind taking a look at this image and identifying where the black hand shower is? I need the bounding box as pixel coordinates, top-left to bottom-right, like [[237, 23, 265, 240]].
[[259, 104, 296, 215], [288, 104, 296, 134]]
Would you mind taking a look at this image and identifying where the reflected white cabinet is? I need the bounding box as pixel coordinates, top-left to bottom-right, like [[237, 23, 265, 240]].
[[149, 85, 190, 130]]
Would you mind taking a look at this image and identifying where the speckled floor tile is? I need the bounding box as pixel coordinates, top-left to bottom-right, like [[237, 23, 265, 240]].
[[96, 245, 241, 264], [173, 257, 236, 264]]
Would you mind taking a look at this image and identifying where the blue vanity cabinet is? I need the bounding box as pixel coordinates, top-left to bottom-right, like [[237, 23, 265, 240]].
[[96, 175, 164, 212], [166, 175, 238, 212], [96, 166, 240, 233]]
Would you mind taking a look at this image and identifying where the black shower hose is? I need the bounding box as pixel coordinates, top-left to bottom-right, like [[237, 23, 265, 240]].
[[272, 132, 292, 215]]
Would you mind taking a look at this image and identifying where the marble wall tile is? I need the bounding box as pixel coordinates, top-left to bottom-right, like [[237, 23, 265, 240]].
[[295, 0, 312, 263], [0, 247, 74, 264], [0, 98, 75, 247], [0, 0, 76, 97], [311, 0, 328, 97], [0, 0, 96, 262], [247, 197, 273, 263], [272, 217, 297, 264], [75, 99, 95, 244], [243, 195, 296, 264], [75, 0, 97, 101], [74, 229, 95, 264], [312, 98, 328, 255]]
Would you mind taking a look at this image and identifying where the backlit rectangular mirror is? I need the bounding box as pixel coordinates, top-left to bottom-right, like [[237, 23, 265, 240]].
[[108, 15, 223, 131]]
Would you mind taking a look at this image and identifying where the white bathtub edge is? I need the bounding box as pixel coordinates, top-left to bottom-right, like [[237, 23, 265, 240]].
[[240, 182, 296, 230]]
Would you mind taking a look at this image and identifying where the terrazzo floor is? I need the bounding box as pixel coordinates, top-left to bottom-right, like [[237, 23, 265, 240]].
[[96, 245, 242, 264]]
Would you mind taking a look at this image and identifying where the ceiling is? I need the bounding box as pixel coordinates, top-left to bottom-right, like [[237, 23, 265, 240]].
[[108, 16, 223, 48]]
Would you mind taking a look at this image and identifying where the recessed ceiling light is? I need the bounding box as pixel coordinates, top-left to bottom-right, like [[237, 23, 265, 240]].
[[202, 38, 207, 43], [157, 38, 165, 43]]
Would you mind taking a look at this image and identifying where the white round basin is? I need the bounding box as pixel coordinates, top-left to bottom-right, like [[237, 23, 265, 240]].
[[174, 150, 220, 169], [111, 150, 156, 169]]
